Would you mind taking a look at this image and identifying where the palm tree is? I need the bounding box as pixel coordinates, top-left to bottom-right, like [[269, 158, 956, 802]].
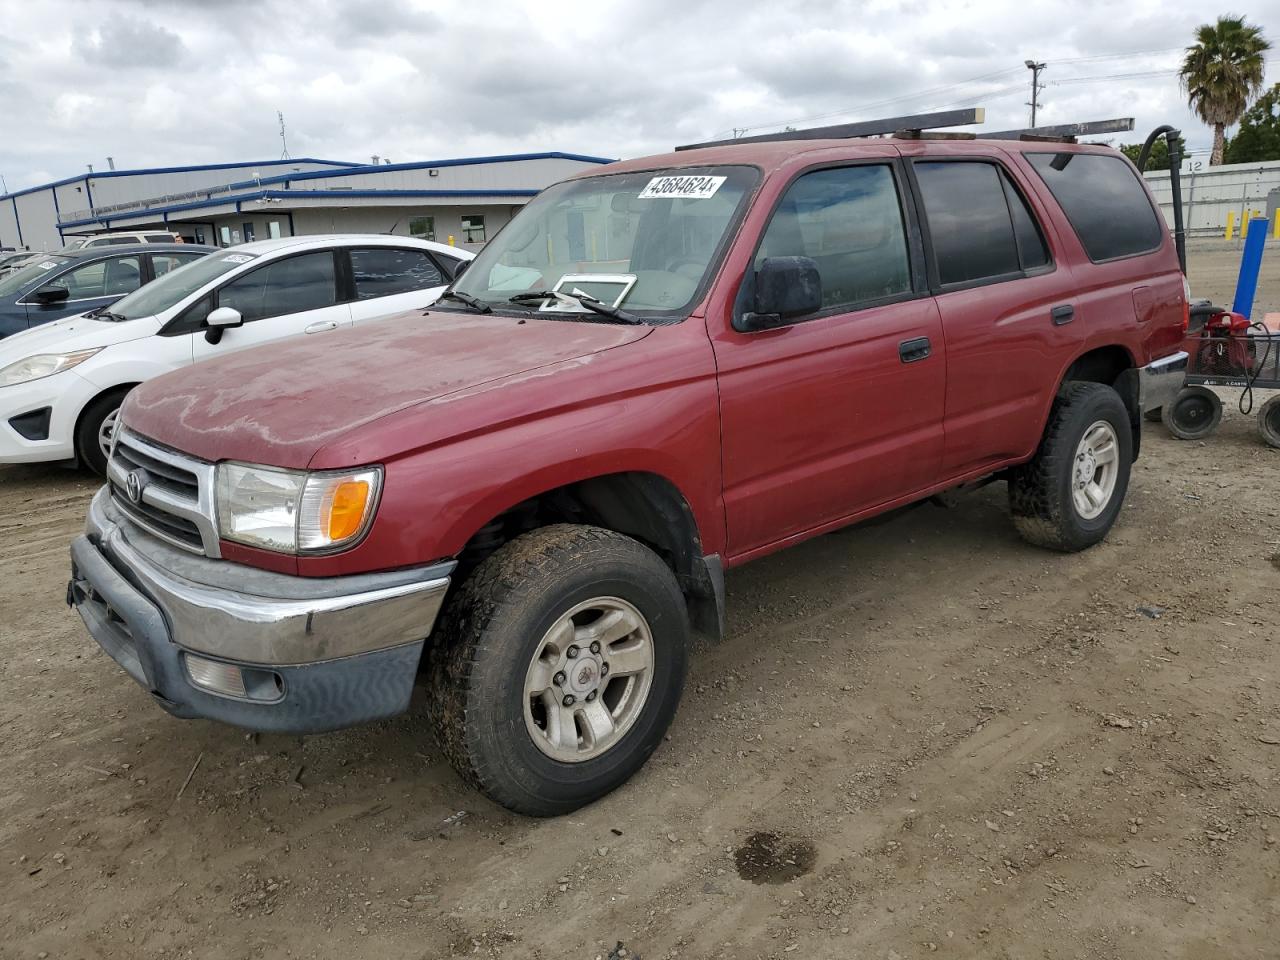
[[1180, 16, 1271, 165]]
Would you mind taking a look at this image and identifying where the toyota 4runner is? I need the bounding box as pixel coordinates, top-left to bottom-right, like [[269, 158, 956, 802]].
[[69, 132, 1188, 815]]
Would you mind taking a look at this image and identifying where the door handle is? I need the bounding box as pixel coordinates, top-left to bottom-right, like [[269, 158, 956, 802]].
[[304, 320, 339, 334], [899, 336, 931, 364], [1051, 304, 1075, 325]]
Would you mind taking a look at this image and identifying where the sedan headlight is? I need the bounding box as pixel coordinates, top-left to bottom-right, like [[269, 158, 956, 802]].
[[0, 349, 101, 387], [215, 462, 382, 554]]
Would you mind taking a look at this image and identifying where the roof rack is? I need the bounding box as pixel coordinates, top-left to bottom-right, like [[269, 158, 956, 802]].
[[674, 108, 985, 151], [675, 112, 1135, 152], [982, 118, 1134, 142]]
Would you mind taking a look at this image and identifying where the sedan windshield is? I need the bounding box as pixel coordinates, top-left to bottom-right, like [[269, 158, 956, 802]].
[[109, 250, 250, 320], [0, 256, 72, 298], [451, 165, 758, 321]]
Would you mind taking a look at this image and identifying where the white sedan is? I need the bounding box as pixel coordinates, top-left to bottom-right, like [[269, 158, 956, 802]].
[[0, 234, 472, 474]]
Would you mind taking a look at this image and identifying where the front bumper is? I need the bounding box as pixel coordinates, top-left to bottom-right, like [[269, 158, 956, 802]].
[[0, 369, 94, 463], [69, 489, 453, 733], [1139, 350, 1189, 413]]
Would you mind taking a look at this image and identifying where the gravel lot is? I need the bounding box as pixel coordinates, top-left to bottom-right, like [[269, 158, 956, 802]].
[[1, 243, 1277, 960]]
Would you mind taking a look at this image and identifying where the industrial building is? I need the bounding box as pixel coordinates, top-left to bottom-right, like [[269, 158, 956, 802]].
[[0, 152, 614, 253]]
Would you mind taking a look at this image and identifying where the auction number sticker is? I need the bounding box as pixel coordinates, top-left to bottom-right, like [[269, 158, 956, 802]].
[[638, 175, 726, 200], [38, 261, 58, 270], [221, 254, 254, 263]]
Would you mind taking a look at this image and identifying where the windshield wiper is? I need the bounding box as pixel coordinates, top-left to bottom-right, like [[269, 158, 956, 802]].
[[508, 290, 642, 325], [87, 306, 127, 322], [436, 290, 492, 314]]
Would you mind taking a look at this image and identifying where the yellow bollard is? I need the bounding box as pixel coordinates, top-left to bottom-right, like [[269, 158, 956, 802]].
[[1273, 217, 1280, 240], [1225, 210, 1236, 239], [448, 234, 455, 246], [1243, 209, 1252, 233]]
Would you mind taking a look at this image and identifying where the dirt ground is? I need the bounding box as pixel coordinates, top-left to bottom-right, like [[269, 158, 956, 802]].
[[1, 243, 1277, 960]]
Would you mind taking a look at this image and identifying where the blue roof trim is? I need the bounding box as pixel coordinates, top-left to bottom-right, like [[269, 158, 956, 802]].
[[0, 158, 360, 201], [56, 188, 543, 228]]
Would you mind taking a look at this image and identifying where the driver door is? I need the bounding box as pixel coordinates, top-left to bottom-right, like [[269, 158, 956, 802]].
[[190, 249, 351, 362]]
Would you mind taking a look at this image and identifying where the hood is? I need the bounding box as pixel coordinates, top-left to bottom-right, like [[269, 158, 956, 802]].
[[123, 309, 652, 468], [0, 311, 157, 359]]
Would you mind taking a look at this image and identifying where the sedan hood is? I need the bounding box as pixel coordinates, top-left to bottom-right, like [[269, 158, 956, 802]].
[[123, 310, 652, 468], [0, 311, 157, 360]]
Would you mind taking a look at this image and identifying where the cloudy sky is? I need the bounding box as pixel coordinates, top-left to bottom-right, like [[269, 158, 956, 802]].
[[0, 0, 1273, 191]]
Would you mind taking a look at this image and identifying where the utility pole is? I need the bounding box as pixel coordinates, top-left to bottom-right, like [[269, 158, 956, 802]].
[[1025, 59, 1046, 127], [278, 110, 291, 160]]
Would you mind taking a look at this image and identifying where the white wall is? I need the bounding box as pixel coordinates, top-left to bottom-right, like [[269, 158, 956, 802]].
[[1145, 159, 1280, 234]]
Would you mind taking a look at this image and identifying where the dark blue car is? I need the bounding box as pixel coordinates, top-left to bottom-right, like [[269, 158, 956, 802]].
[[0, 243, 214, 339]]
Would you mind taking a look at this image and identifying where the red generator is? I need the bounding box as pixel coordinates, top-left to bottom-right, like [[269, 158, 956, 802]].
[[1155, 305, 1280, 447]]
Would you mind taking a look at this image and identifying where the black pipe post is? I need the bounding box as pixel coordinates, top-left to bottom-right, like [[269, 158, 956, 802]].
[[1135, 125, 1187, 275]]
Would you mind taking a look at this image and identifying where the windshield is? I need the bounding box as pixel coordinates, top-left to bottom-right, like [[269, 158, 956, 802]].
[[109, 250, 251, 320], [0, 256, 72, 297], [452, 165, 758, 320]]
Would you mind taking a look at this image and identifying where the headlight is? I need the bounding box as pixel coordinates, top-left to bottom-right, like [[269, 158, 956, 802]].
[[215, 462, 382, 554], [0, 349, 101, 387]]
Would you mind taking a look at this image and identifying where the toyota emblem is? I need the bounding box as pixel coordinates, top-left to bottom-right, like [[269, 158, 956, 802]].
[[125, 469, 148, 504]]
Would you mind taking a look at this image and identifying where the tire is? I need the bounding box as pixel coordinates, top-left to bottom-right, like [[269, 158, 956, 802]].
[[1008, 381, 1133, 553], [1162, 386, 1222, 441], [426, 524, 689, 816], [1259, 395, 1280, 449], [1144, 407, 1164, 423], [74, 388, 130, 477]]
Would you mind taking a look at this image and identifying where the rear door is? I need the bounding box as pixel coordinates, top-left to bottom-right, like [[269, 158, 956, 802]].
[[903, 152, 1083, 478], [711, 159, 945, 557], [344, 246, 450, 323], [21, 253, 144, 325], [190, 249, 351, 362]]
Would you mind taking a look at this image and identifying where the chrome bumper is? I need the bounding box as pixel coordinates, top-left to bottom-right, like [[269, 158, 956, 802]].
[[1139, 350, 1188, 413], [81, 488, 452, 665]]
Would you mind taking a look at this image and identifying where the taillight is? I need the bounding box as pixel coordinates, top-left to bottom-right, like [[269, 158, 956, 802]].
[[1181, 275, 1191, 331]]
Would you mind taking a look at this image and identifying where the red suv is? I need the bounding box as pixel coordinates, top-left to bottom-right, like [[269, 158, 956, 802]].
[[70, 134, 1187, 815]]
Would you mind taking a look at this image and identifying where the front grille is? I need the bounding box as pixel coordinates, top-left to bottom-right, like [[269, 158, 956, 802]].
[[107, 430, 220, 557]]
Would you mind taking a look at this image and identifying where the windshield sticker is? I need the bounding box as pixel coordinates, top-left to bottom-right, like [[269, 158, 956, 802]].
[[637, 175, 726, 200], [221, 254, 254, 264], [538, 274, 638, 313], [38, 261, 58, 270]]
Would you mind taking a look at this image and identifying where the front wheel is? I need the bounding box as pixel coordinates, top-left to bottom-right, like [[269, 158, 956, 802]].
[[75, 389, 130, 477], [1009, 381, 1133, 552], [1162, 386, 1222, 441], [426, 524, 689, 816]]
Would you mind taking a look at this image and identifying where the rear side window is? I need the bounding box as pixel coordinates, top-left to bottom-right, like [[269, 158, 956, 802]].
[[218, 251, 337, 322], [349, 247, 444, 300], [1026, 153, 1163, 262], [756, 164, 911, 311], [915, 162, 1021, 286]]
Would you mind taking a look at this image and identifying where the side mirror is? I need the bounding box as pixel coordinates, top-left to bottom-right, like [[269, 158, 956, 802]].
[[34, 285, 71, 305], [737, 256, 822, 332], [203, 306, 243, 344], [449, 259, 469, 280]]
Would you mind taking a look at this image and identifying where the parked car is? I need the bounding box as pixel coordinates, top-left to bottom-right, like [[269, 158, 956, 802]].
[[0, 251, 36, 274], [69, 136, 1187, 816], [0, 244, 212, 339], [0, 235, 471, 473], [60, 231, 182, 251]]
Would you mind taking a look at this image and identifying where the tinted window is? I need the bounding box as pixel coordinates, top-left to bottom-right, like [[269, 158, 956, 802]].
[[756, 164, 910, 310], [145, 235, 176, 243], [218, 251, 336, 322], [1027, 153, 1163, 261], [1003, 174, 1050, 270], [350, 247, 444, 300], [916, 162, 1021, 286]]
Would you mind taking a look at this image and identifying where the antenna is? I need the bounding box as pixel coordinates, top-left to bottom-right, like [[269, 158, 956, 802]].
[[278, 110, 291, 160]]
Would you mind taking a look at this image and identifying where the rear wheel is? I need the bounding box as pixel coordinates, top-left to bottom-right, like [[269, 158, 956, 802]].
[[74, 388, 130, 477], [1009, 381, 1133, 552], [1162, 386, 1222, 441], [426, 524, 689, 816], [1258, 395, 1280, 449]]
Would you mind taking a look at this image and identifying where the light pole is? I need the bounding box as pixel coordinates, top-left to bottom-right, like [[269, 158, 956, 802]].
[[1025, 59, 1046, 128]]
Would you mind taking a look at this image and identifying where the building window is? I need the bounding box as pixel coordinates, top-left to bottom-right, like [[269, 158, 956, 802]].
[[242, 222, 255, 243], [268, 221, 282, 240], [461, 214, 486, 245], [410, 215, 435, 241], [219, 226, 232, 246]]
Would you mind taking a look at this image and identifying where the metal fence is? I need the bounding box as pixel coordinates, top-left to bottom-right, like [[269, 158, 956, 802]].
[[1144, 160, 1280, 236]]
